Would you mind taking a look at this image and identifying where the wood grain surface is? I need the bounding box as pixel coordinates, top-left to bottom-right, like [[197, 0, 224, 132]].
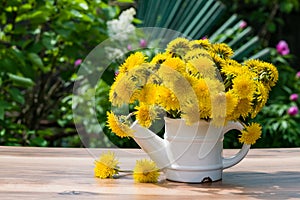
[[1, 146, 300, 200]]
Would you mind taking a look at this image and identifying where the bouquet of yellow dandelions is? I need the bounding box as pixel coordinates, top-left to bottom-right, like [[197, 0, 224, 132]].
[[107, 37, 278, 145]]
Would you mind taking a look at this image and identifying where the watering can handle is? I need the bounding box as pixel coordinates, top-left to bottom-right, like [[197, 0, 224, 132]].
[[222, 121, 251, 169]]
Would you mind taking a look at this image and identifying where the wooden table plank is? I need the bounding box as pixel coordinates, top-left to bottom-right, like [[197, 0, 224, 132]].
[[0, 146, 300, 199]]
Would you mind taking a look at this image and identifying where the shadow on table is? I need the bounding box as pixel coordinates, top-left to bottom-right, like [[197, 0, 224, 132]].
[[158, 171, 300, 199]]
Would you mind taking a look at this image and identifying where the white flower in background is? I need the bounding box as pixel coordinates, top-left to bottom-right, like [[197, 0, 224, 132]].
[[104, 46, 125, 60], [107, 7, 136, 41]]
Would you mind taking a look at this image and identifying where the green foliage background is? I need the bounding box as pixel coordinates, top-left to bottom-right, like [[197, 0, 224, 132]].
[[0, 0, 123, 146]]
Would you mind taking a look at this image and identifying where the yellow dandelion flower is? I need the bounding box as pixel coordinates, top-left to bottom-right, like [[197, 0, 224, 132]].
[[260, 61, 278, 82], [157, 66, 190, 99], [109, 75, 137, 106], [107, 111, 133, 138], [110, 70, 126, 94], [192, 78, 210, 98], [233, 98, 253, 119], [198, 99, 211, 119], [232, 75, 256, 100], [150, 52, 172, 65], [119, 52, 147, 74], [208, 51, 226, 68], [135, 104, 157, 128], [205, 77, 225, 94], [111, 64, 156, 105], [185, 73, 198, 84], [244, 59, 279, 88], [181, 102, 201, 125], [94, 151, 119, 179], [225, 91, 239, 118], [185, 76, 212, 116], [133, 84, 157, 105], [166, 37, 190, 57], [243, 59, 262, 73], [157, 63, 182, 84], [259, 61, 279, 87], [156, 85, 180, 111], [130, 89, 140, 104], [163, 57, 186, 73], [169, 76, 197, 103], [188, 56, 216, 79], [186, 78, 212, 119], [191, 78, 223, 120], [220, 59, 244, 77], [210, 43, 234, 59], [239, 123, 262, 145], [128, 63, 154, 86], [184, 48, 211, 61], [133, 159, 160, 183], [251, 82, 269, 118], [255, 82, 269, 104], [189, 39, 211, 50], [147, 73, 162, 85], [186, 62, 199, 77], [211, 92, 226, 120]]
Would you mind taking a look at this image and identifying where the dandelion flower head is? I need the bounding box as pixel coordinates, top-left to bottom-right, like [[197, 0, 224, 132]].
[[94, 151, 119, 179], [133, 159, 160, 183], [239, 123, 262, 145], [107, 111, 133, 138]]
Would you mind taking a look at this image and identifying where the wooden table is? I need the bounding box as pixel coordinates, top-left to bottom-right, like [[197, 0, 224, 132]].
[[1, 147, 300, 199]]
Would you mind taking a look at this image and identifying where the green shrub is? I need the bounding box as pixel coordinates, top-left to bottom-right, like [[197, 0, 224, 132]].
[[0, 0, 125, 146], [253, 42, 300, 147]]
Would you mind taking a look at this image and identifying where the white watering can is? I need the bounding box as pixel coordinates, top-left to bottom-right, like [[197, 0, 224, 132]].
[[131, 117, 250, 183]]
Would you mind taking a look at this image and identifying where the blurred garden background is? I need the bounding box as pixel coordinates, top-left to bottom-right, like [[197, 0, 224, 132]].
[[0, 0, 299, 148]]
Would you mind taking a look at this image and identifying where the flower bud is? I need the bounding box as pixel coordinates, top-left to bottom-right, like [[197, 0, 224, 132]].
[[239, 21, 247, 29], [139, 39, 147, 48], [276, 40, 290, 55], [287, 106, 298, 116], [74, 59, 82, 67], [127, 44, 132, 51], [296, 71, 300, 79], [290, 94, 299, 101]]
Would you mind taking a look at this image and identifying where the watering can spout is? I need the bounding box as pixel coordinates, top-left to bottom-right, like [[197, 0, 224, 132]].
[[130, 121, 170, 169]]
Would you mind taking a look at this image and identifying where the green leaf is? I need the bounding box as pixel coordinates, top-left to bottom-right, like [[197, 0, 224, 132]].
[[4, 24, 13, 32], [8, 73, 35, 87], [16, 9, 51, 24], [0, 100, 11, 109], [276, 56, 288, 64], [9, 88, 25, 105], [0, 107, 5, 120], [42, 33, 56, 50], [271, 122, 279, 131], [267, 22, 276, 33], [280, 2, 293, 13], [5, 6, 17, 12], [101, 3, 120, 19], [78, 2, 89, 10], [281, 120, 288, 130], [133, 18, 143, 24], [19, 3, 33, 12], [11, 47, 26, 67], [30, 137, 48, 147], [117, 0, 134, 3], [28, 53, 44, 69], [0, 100, 12, 120]]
